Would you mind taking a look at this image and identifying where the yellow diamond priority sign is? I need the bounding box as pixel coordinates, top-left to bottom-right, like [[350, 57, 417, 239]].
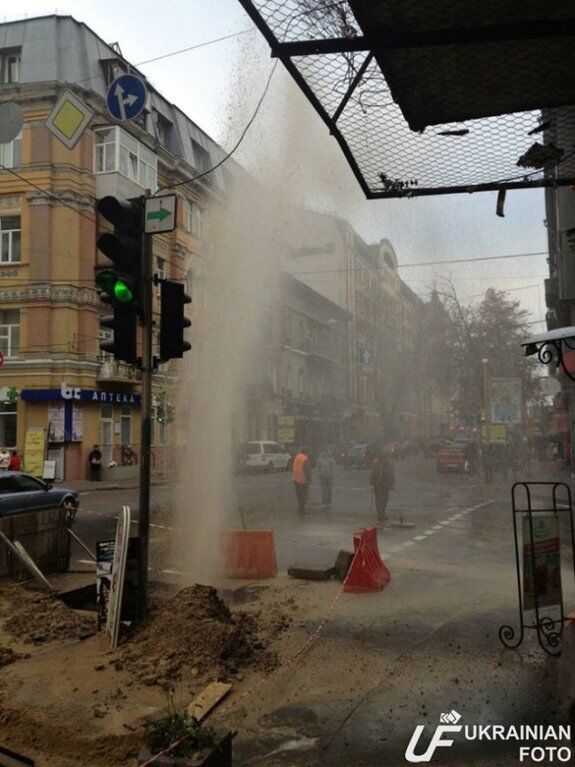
[[45, 89, 92, 149]]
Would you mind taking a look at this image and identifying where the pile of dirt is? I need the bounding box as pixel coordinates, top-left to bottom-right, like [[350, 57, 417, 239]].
[[3, 594, 95, 644], [0, 645, 29, 668], [119, 584, 284, 686], [0, 698, 139, 767]]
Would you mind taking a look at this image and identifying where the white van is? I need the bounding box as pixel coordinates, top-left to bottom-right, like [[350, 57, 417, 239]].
[[239, 441, 291, 472]]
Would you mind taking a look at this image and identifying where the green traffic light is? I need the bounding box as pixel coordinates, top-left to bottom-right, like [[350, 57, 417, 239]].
[[114, 280, 134, 303], [96, 269, 134, 303]]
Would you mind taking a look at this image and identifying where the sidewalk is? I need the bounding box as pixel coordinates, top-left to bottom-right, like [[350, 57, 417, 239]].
[[62, 474, 169, 493]]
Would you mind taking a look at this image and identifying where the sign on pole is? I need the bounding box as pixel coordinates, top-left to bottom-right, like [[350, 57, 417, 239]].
[[106, 74, 147, 122], [45, 89, 92, 149], [0, 101, 23, 144], [489, 377, 522, 424], [145, 194, 177, 234], [106, 505, 130, 649]]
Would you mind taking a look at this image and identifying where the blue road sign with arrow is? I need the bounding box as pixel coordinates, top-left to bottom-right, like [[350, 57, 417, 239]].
[[106, 74, 147, 122]]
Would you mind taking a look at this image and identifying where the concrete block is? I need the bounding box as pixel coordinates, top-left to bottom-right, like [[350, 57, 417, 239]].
[[287, 564, 335, 581], [333, 550, 355, 582]]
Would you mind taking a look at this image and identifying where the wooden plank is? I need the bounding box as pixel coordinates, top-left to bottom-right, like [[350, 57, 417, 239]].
[[186, 682, 232, 722]]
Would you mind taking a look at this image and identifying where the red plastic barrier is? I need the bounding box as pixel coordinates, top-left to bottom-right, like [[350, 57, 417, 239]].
[[220, 530, 278, 579], [343, 526, 390, 593]]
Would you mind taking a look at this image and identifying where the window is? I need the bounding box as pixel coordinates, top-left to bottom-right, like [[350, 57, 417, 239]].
[[0, 216, 20, 263], [191, 138, 211, 173], [0, 131, 22, 168], [185, 200, 203, 237], [120, 405, 131, 446], [94, 126, 157, 191], [0, 402, 16, 447], [0, 309, 19, 358], [1, 51, 20, 84], [94, 127, 116, 173], [12, 474, 44, 492]]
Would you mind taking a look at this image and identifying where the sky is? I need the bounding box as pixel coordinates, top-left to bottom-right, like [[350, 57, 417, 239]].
[[6, 1, 550, 323]]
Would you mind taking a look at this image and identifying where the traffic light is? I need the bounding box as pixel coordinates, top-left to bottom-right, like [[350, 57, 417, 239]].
[[100, 302, 137, 363], [95, 195, 144, 363], [159, 280, 191, 361]]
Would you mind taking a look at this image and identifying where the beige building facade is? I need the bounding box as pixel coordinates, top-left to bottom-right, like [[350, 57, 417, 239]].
[[0, 15, 228, 479]]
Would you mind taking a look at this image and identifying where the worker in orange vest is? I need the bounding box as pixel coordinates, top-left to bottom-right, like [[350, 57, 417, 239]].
[[292, 447, 312, 515]]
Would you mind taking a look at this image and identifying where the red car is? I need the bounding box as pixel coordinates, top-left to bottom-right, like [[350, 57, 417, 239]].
[[436, 444, 467, 473]]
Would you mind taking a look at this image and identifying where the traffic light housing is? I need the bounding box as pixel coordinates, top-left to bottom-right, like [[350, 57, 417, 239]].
[[159, 280, 191, 361], [95, 195, 144, 363]]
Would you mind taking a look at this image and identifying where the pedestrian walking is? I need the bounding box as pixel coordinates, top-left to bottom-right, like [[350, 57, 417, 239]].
[[88, 444, 102, 482], [292, 447, 311, 516], [8, 450, 21, 471], [370, 450, 395, 526], [317, 450, 335, 506], [0, 447, 10, 470]]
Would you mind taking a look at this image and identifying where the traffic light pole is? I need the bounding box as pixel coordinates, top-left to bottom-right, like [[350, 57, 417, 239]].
[[138, 228, 153, 615]]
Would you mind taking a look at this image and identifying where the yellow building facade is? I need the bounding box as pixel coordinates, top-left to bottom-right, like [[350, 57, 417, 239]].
[[0, 16, 227, 479]]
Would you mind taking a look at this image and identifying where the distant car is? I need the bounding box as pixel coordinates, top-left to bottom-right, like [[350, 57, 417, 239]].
[[346, 442, 377, 468], [436, 445, 467, 473], [0, 471, 79, 517], [238, 441, 291, 473]]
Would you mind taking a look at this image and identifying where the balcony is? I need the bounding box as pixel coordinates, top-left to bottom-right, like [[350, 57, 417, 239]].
[[97, 357, 142, 383]]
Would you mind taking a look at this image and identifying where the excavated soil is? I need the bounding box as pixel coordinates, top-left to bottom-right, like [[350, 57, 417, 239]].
[[0, 700, 139, 766], [118, 583, 289, 686], [3, 593, 95, 644], [0, 644, 28, 667], [0, 580, 293, 766]]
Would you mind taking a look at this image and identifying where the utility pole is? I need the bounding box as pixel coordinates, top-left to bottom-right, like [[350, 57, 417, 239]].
[[138, 228, 153, 615]]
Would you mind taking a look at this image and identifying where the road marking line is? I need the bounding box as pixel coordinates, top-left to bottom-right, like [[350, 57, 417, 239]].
[[432, 524, 443, 530], [414, 535, 427, 541], [400, 540, 416, 547], [423, 530, 435, 535]]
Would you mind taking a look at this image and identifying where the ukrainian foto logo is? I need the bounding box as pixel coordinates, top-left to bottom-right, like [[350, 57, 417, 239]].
[[405, 710, 572, 764]]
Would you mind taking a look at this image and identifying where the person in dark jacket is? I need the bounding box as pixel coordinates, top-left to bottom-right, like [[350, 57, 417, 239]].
[[88, 444, 102, 481], [370, 450, 395, 525]]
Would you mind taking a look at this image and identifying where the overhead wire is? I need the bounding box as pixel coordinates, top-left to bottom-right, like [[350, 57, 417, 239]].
[[154, 58, 279, 194]]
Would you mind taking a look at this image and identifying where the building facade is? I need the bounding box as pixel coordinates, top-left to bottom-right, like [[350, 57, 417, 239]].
[[244, 272, 351, 448], [284, 209, 449, 443], [0, 15, 230, 479]]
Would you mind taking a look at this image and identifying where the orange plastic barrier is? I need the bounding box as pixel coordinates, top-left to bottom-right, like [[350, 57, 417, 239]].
[[343, 526, 390, 593], [220, 530, 278, 579]]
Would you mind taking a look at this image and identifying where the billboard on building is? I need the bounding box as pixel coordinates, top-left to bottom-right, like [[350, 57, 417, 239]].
[[489, 377, 522, 424]]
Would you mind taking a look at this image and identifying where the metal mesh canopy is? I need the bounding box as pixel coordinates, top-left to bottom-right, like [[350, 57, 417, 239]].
[[238, 0, 575, 198]]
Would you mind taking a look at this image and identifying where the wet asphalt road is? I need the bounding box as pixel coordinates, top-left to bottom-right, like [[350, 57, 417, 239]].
[[69, 456, 574, 765]]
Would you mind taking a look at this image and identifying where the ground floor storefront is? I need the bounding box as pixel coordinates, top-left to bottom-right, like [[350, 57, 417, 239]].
[[18, 382, 142, 481]]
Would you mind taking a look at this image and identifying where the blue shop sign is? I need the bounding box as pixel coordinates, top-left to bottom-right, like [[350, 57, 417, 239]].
[[21, 382, 141, 407]]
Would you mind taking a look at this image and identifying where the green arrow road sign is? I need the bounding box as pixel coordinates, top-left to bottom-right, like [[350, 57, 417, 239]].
[[144, 194, 177, 234], [147, 207, 171, 222]]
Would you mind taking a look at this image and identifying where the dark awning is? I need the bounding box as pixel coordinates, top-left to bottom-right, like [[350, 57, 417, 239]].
[[238, 0, 575, 198]]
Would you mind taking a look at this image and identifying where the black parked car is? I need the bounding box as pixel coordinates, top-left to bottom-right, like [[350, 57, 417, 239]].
[[0, 471, 79, 518]]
